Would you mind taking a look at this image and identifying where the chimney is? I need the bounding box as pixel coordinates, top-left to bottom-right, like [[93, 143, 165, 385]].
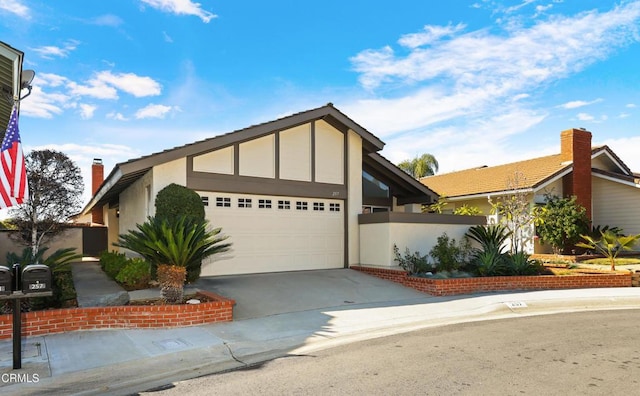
[[91, 158, 104, 224], [560, 128, 592, 220]]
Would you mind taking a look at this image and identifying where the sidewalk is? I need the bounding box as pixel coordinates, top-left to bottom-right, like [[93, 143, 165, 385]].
[[2, 286, 640, 395]]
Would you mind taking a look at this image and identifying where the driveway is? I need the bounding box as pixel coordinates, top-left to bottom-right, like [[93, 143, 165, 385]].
[[193, 268, 430, 320]]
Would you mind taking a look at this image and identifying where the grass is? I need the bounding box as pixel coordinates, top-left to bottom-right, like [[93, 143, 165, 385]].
[[581, 258, 640, 266]]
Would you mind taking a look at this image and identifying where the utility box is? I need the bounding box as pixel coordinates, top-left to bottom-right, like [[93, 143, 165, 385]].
[[22, 264, 52, 294], [0, 266, 11, 295]]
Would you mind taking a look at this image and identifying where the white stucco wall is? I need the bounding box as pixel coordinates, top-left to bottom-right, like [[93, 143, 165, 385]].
[[592, 176, 640, 235], [239, 134, 275, 178], [193, 146, 234, 174], [347, 129, 362, 266], [315, 120, 344, 184], [152, 158, 187, 208], [119, 170, 153, 238], [359, 221, 479, 268], [280, 124, 311, 181]]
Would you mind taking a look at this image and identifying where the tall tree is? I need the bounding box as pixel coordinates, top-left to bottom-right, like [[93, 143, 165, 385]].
[[9, 150, 84, 254], [398, 153, 439, 179]]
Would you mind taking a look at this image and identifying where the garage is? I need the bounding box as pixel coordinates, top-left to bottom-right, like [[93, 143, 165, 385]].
[[201, 193, 344, 276]]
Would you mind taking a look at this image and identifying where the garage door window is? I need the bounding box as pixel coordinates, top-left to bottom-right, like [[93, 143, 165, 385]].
[[278, 200, 291, 209], [296, 201, 308, 210], [259, 199, 272, 209], [313, 202, 325, 211], [329, 203, 340, 212], [238, 198, 252, 208], [216, 197, 231, 207]]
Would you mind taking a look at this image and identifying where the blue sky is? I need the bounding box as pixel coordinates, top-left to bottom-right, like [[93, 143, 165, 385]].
[[1, 0, 639, 210]]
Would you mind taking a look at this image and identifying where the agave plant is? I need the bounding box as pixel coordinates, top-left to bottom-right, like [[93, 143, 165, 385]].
[[576, 230, 640, 271], [465, 224, 511, 254], [116, 216, 231, 304]]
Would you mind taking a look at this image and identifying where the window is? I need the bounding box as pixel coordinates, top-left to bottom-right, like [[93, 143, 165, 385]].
[[259, 199, 272, 209], [201, 196, 209, 206], [278, 200, 291, 210], [313, 202, 325, 211], [329, 203, 340, 212], [238, 198, 252, 208], [296, 201, 308, 210], [216, 197, 231, 207]]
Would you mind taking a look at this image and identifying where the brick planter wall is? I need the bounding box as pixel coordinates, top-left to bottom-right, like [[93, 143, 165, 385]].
[[0, 291, 234, 340], [351, 266, 632, 296]]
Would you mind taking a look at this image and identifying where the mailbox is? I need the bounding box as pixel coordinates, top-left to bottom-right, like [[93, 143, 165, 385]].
[[0, 266, 11, 295], [22, 264, 52, 294]]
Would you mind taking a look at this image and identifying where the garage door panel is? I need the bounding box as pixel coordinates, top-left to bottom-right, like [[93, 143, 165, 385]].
[[201, 193, 344, 276]]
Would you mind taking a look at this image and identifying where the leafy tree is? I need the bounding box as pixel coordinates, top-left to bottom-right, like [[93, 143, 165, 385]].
[[453, 204, 483, 216], [116, 216, 231, 304], [533, 195, 589, 254], [398, 153, 439, 179], [425, 195, 448, 213], [489, 171, 537, 253], [155, 183, 205, 222], [576, 230, 640, 271], [8, 150, 84, 254]]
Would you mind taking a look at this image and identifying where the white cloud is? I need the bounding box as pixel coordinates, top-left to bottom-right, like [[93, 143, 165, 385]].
[[599, 136, 640, 172], [19, 84, 68, 118], [163, 31, 174, 43], [90, 14, 124, 27], [68, 79, 118, 100], [135, 103, 174, 119], [79, 104, 97, 119], [398, 23, 467, 48], [576, 112, 594, 121], [618, 113, 630, 119], [140, 0, 217, 23], [558, 98, 603, 109], [36, 73, 69, 88], [0, 0, 29, 19], [626, 103, 637, 108], [30, 40, 80, 59], [95, 71, 162, 97], [106, 112, 129, 121]]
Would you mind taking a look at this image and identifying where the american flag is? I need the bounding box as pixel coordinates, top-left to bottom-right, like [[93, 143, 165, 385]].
[[0, 106, 28, 208]]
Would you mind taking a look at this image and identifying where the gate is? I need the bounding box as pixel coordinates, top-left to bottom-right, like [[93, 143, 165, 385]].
[[82, 227, 108, 257]]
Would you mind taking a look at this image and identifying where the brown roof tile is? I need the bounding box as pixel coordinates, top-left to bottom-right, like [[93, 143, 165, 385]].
[[420, 154, 571, 198]]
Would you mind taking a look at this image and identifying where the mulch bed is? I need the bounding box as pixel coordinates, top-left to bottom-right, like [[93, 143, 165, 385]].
[[127, 293, 213, 306]]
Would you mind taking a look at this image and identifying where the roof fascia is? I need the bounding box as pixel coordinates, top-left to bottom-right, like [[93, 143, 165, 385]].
[[592, 147, 632, 176], [80, 167, 123, 215], [447, 187, 535, 202], [593, 171, 640, 188]]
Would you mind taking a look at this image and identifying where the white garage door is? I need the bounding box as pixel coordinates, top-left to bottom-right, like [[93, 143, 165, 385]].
[[200, 193, 344, 276]]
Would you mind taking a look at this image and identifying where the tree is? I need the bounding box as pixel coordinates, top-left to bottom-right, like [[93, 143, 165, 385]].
[[533, 195, 589, 254], [489, 171, 536, 253], [576, 231, 640, 271], [116, 216, 231, 304], [398, 153, 439, 179], [8, 150, 84, 254]]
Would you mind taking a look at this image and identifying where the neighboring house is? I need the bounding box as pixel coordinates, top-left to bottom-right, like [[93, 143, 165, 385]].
[[421, 128, 640, 253], [82, 104, 438, 276]]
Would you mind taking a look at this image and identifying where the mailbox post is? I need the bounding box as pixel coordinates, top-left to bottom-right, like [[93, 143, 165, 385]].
[[0, 263, 52, 369]]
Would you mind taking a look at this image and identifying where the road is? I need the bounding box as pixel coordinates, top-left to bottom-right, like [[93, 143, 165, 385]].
[[142, 309, 640, 395]]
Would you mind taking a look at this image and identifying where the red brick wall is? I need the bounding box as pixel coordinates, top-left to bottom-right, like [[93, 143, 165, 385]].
[[560, 128, 592, 219], [91, 159, 104, 224], [0, 291, 234, 340], [351, 266, 631, 296]]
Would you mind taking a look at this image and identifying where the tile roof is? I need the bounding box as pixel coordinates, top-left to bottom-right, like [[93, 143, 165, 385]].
[[420, 153, 572, 198]]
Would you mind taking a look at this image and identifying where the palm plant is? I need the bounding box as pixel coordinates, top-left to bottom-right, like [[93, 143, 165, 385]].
[[116, 216, 231, 304], [398, 153, 439, 179], [576, 230, 640, 271], [6, 246, 81, 273]]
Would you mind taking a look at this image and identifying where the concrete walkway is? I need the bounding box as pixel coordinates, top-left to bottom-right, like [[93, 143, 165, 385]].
[[70, 261, 129, 307], [2, 269, 640, 395]]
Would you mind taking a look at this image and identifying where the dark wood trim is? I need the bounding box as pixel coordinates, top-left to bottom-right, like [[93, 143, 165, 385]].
[[363, 197, 393, 207], [358, 212, 486, 225], [311, 120, 316, 183], [274, 131, 280, 180], [343, 130, 349, 268], [233, 143, 239, 176], [188, 171, 347, 200]]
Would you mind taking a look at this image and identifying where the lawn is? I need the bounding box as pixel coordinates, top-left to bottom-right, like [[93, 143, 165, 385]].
[[580, 257, 640, 266]]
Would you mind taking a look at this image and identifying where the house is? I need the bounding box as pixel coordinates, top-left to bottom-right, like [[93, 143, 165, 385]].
[[421, 128, 640, 253], [82, 104, 440, 275]]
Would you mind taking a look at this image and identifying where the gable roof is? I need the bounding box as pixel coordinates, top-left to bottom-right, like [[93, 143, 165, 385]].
[[421, 145, 631, 199], [83, 104, 431, 214]]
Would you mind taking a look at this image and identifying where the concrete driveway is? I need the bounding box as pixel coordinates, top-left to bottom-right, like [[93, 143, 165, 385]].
[[193, 268, 430, 320]]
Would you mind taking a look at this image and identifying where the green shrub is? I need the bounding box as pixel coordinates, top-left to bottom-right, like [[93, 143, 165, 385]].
[[100, 251, 128, 279], [505, 251, 542, 275], [116, 258, 151, 289], [429, 233, 472, 272], [155, 183, 205, 222], [393, 244, 432, 275]]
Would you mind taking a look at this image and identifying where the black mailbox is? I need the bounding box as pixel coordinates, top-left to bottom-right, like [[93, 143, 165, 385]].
[[22, 264, 52, 294], [0, 266, 11, 295]]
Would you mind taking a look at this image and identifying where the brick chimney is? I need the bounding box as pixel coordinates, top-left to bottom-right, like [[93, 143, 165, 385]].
[[91, 158, 104, 224], [560, 128, 592, 220]]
